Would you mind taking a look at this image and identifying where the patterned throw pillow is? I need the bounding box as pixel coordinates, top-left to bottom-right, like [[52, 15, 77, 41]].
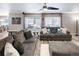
[[41, 28, 48, 34], [4, 42, 20, 56], [61, 28, 67, 34], [24, 30, 32, 40], [12, 40, 24, 55]]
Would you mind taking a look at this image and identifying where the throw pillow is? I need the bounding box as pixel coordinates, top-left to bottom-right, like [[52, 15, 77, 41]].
[[58, 28, 62, 32], [41, 28, 48, 34], [61, 28, 67, 34], [4, 42, 20, 56], [12, 40, 24, 55], [24, 30, 32, 40], [50, 27, 58, 33]]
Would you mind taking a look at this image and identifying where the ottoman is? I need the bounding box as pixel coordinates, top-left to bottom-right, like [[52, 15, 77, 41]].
[[49, 41, 79, 56]]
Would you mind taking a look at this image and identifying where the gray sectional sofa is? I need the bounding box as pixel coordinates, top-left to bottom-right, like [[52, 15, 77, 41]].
[[40, 32, 72, 41], [12, 30, 39, 56], [0, 30, 39, 56], [22, 36, 38, 56], [40, 27, 72, 41]]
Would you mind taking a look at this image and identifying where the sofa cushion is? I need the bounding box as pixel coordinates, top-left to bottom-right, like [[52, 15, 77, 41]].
[[12, 40, 24, 55], [22, 36, 38, 56], [24, 30, 32, 40], [23, 36, 38, 43], [13, 31, 25, 43], [4, 42, 20, 56], [0, 40, 6, 56]]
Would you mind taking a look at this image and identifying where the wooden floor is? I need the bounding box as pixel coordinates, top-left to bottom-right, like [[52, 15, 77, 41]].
[[72, 35, 79, 41], [72, 35, 79, 46]]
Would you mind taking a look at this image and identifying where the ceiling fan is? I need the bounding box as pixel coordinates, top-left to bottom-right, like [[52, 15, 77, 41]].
[[40, 3, 59, 11]]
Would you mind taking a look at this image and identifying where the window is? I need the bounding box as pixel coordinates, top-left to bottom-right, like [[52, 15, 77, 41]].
[[0, 18, 9, 26], [44, 16, 61, 27], [25, 17, 34, 28], [25, 15, 41, 35], [25, 16, 41, 28], [0, 17, 9, 31]]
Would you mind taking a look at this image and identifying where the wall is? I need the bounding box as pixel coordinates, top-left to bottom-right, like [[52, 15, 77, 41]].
[[9, 13, 24, 31], [9, 13, 61, 30], [62, 13, 79, 34]]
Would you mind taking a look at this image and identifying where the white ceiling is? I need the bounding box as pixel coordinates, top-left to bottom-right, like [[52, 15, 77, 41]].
[[0, 3, 79, 15]]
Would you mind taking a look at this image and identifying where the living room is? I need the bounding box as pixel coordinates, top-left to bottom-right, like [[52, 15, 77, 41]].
[[1, 2, 79, 56]]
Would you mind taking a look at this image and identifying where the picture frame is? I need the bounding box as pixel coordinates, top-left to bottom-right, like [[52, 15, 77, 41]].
[[12, 17, 21, 24]]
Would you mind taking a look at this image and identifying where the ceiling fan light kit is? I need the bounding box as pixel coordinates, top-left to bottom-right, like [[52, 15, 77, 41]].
[[43, 8, 48, 11], [40, 3, 59, 11]]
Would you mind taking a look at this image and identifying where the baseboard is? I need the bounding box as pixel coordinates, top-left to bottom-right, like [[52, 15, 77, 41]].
[[71, 33, 79, 36]]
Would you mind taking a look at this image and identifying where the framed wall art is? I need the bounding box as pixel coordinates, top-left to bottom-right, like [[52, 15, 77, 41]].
[[12, 17, 21, 24]]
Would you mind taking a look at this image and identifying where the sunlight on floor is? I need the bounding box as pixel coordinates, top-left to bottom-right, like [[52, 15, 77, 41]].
[[40, 44, 50, 56]]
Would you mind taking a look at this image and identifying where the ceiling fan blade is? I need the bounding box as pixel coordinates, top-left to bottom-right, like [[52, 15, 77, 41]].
[[48, 7, 59, 10]]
